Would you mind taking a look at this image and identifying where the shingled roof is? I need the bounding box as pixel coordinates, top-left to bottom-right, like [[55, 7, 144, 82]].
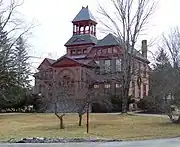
[[95, 33, 121, 47], [64, 34, 98, 46], [72, 6, 96, 23], [93, 33, 149, 62]]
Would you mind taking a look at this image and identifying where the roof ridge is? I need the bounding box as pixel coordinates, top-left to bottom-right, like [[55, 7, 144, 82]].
[[72, 7, 96, 23], [45, 57, 56, 61]]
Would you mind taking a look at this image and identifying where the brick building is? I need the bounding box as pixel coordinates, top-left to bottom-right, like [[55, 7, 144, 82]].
[[34, 6, 150, 112]]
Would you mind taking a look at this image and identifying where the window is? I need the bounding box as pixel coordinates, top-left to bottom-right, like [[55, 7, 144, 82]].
[[138, 62, 141, 74], [39, 84, 42, 93], [143, 63, 146, 77], [116, 59, 122, 72], [132, 80, 135, 97], [113, 48, 118, 53], [85, 26, 89, 33], [116, 83, 121, 88], [41, 85, 45, 93], [104, 84, 111, 89], [104, 60, 111, 73], [102, 48, 107, 54], [77, 49, 82, 54], [94, 84, 100, 89], [62, 75, 71, 87], [83, 49, 87, 54], [48, 92, 52, 96], [71, 50, 76, 55], [97, 49, 102, 56], [95, 61, 100, 74], [95, 60, 100, 66], [143, 84, 146, 97], [108, 48, 112, 54]]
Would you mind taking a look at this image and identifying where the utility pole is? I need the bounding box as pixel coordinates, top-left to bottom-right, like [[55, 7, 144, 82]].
[[86, 100, 89, 133]]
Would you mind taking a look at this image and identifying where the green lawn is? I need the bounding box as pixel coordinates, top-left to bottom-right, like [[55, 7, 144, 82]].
[[0, 113, 180, 141]]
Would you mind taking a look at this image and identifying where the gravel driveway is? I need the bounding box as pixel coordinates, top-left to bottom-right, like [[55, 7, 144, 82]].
[[1, 138, 180, 147]]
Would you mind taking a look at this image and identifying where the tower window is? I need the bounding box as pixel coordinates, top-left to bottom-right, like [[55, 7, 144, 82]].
[[85, 26, 89, 34]]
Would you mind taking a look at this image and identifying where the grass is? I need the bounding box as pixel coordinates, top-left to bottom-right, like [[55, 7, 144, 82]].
[[0, 113, 180, 141]]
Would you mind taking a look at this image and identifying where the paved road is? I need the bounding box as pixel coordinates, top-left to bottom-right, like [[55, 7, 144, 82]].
[[1, 138, 180, 147], [133, 113, 168, 118]]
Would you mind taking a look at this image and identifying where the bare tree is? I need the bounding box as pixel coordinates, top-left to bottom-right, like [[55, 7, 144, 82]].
[[76, 66, 112, 127], [162, 26, 180, 68], [98, 0, 157, 112], [52, 75, 74, 129]]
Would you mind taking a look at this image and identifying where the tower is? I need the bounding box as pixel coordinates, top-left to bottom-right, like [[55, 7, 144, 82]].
[[65, 6, 98, 56], [72, 6, 97, 36]]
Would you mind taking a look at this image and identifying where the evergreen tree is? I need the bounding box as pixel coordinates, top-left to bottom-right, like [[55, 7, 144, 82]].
[[14, 36, 31, 88], [151, 49, 172, 98], [0, 25, 17, 93]]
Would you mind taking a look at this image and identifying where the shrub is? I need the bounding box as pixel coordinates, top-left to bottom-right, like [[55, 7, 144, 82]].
[[137, 96, 166, 114]]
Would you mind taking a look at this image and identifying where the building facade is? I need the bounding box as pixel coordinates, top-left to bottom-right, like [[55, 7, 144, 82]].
[[34, 6, 150, 112]]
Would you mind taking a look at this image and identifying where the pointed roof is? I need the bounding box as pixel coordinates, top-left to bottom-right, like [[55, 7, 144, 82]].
[[52, 55, 95, 68], [72, 6, 96, 23], [95, 33, 121, 47], [46, 58, 56, 64], [37, 58, 56, 69]]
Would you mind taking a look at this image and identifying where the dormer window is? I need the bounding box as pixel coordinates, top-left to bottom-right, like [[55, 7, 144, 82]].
[[77, 49, 82, 54], [71, 50, 76, 55], [83, 49, 87, 54]]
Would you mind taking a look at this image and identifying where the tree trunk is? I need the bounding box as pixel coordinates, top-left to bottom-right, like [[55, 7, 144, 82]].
[[60, 117, 64, 129], [122, 87, 129, 113], [78, 114, 82, 126], [121, 68, 131, 113], [55, 113, 65, 129]]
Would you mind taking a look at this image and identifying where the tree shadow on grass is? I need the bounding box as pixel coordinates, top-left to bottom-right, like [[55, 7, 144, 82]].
[[160, 121, 180, 126], [26, 122, 112, 132]]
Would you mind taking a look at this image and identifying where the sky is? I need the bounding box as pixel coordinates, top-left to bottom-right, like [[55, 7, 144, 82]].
[[15, 0, 180, 73]]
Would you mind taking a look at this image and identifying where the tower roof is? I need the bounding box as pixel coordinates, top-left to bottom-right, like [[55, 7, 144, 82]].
[[72, 6, 96, 23]]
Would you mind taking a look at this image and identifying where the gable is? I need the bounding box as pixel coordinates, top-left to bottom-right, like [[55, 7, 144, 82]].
[[52, 57, 82, 67], [95, 33, 120, 47], [37, 58, 52, 70]]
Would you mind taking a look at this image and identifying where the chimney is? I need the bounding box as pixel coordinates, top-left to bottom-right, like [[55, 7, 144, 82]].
[[142, 40, 147, 58]]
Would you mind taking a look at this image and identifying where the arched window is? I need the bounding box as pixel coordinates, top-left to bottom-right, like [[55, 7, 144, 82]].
[[57, 69, 75, 96], [62, 75, 71, 86]]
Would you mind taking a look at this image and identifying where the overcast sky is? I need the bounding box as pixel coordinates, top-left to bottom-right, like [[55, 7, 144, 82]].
[[16, 0, 180, 72]]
